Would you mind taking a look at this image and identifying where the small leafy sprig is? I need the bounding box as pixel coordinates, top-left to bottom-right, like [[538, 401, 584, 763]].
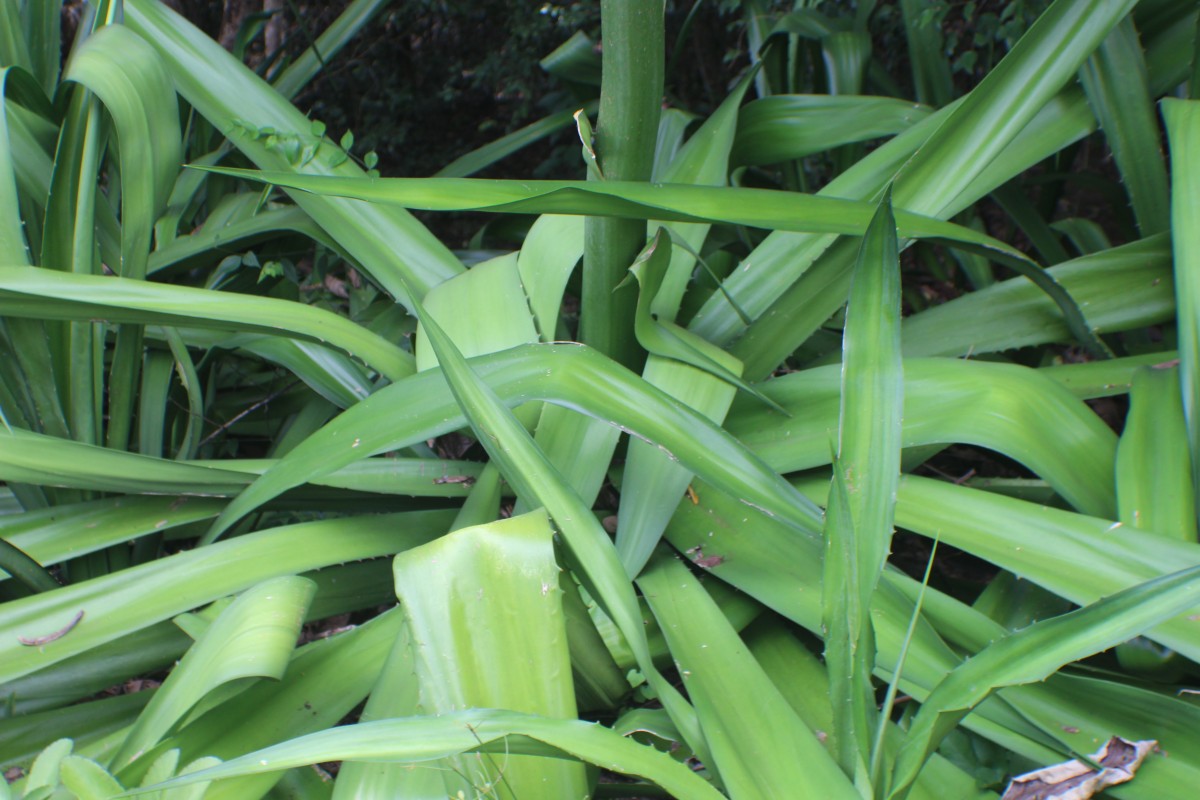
[[229, 118, 379, 176]]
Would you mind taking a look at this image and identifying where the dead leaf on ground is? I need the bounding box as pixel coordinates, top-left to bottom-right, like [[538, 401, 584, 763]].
[[1000, 737, 1156, 800]]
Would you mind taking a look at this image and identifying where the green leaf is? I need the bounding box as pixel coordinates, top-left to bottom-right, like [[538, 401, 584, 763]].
[[0, 510, 453, 685], [60, 755, 126, 799], [110, 576, 316, 770], [202, 345, 823, 547], [391, 265, 710, 764], [638, 551, 857, 799], [624, 230, 783, 413], [390, 511, 586, 799], [436, 104, 595, 179], [886, 565, 1200, 799], [124, 0, 463, 307], [823, 187, 903, 782], [728, 357, 1117, 518], [191, 167, 1037, 264], [1079, 17, 1169, 236], [1116, 364, 1196, 541], [128, 710, 726, 800], [413, 253, 538, 373], [733, 95, 932, 166], [0, 266, 413, 381], [25, 738, 74, 792], [1164, 98, 1200, 528], [900, 233, 1173, 357]]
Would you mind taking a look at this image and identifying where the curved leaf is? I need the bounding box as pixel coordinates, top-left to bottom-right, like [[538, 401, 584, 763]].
[[202, 344, 823, 546], [130, 710, 726, 800], [728, 358, 1117, 518], [110, 576, 316, 770], [0, 266, 413, 381]]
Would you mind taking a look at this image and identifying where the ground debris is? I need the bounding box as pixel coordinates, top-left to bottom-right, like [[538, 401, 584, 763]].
[[1001, 737, 1156, 800]]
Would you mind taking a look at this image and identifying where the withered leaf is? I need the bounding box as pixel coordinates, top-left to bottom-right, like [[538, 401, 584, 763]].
[[1001, 737, 1156, 800]]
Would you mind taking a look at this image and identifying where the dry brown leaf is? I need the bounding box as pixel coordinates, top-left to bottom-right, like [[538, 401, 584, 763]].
[[1000, 737, 1156, 800]]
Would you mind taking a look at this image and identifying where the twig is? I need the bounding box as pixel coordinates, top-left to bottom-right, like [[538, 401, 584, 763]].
[[19, 610, 85, 647], [198, 380, 299, 447]]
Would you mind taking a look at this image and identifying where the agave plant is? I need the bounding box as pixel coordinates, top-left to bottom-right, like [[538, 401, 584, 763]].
[[1, 0, 1199, 798]]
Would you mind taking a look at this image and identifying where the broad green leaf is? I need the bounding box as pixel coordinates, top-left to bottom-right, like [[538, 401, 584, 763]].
[[207, 166, 1106, 363], [0, 694, 151, 772], [524, 403, 620, 514], [130, 611, 404, 799], [0, 427, 252, 495], [879, 475, 1200, 664], [539, 30, 601, 86], [1040, 350, 1179, 400], [824, 188, 902, 780], [0, 494, 218, 575], [148, 205, 337, 278], [901, 233, 1173, 357], [131, 710, 726, 800], [0, 510, 454, 685], [0, 67, 48, 264], [18, 0, 60, 97], [651, 72, 751, 321], [557, 574, 630, 712], [886, 565, 1200, 799], [900, 0, 953, 106], [0, 427, 483, 499], [693, 0, 1178, 375], [202, 345, 823, 547], [0, 266, 413, 381], [733, 95, 932, 166], [222, 336, 374, 409], [194, 167, 1038, 266], [65, 24, 179, 281], [63, 22, 183, 452], [894, 0, 1137, 218], [110, 576, 316, 770], [515, 214, 584, 342], [138, 753, 180, 796], [387, 268, 709, 764], [0, 623, 185, 719], [650, 107, 698, 183], [615, 78, 754, 577], [0, 536, 58, 594], [448, 462, 502, 531], [743, 618, 996, 800], [638, 551, 857, 799], [616, 353, 737, 577], [1116, 365, 1196, 541], [1164, 98, 1200, 528], [414, 253, 538, 373], [666, 480, 1200, 796], [728, 358, 1117, 518], [59, 755, 125, 799], [331, 604, 430, 798], [0, 1, 35, 86], [159, 756, 223, 800], [25, 737, 73, 792], [685, 99, 953, 347], [391, 511, 586, 799]]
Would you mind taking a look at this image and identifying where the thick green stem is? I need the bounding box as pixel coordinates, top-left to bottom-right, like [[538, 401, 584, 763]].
[[581, 0, 663, 370]]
